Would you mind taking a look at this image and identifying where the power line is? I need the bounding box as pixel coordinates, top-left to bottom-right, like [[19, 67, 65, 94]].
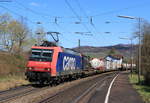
[[0, 0, 12, 2], [64, 0, 92, 35], [14, 0, 93, 37], [0, 5, 36, 24], [74, 0, 106, 41], [53, 23, 78, 44], [92, 2, 150, 17], [14, 1, 51, 18], [11, 0, 147, 26], [4, 0, 149, 20], [93, 8, 131, 17], [54, 22, 94, 46], [75, 0, 98, 31], [13, 1, 90, 26], [64, 0, 104, 45], [14, 0, 90, 19], [14, 0, 56, 25], [75, 0, 88, 17]]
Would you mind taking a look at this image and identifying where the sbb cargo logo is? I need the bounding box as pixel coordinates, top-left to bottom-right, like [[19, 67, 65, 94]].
[[63, 56, 76, 70]]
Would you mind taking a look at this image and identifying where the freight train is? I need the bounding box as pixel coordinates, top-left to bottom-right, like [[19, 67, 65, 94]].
[[25, 41, 123, 84], [25, 41, 90, 84], [90, 55, 123, 71]]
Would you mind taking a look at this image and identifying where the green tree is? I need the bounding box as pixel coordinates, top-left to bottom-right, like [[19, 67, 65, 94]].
[[141, 21, 150, 85]]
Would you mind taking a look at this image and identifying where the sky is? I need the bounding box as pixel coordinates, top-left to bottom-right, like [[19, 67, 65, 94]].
[[0, 0, 150, 48]]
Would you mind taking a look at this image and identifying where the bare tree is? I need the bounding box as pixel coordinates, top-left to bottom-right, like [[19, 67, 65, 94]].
[[7, 20, 29, 53], [0, 13, 12, 51], [141, 21, 150, 85], [35, 26, 46, 45]]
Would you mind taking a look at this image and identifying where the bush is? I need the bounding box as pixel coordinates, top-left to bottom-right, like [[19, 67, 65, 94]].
[[0, 52, 27, 76]]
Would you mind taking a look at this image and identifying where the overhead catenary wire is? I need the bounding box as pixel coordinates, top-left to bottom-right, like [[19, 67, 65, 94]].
[[14, 0, 90, 19], [14, 1, 150, 19], [54, 23, 78, 45], [14, 1, 52, 18], [92, 1, 150, 17], [64, 0, 92, 35], [64, 0, 104, 45], [0, 5, 36, 24], [13, 0, 56, 25], [75, 0, 99, 31], [4, 0, 149, 21], [9, 0, 149, 26], [54, 22, 98, 46], [74, 0, 88, 17], [54, 22, 95, 45], [0, 0, 12, 2], [74, 0, 106, 41], [13, 0, 92, 34], [10, 0, 93, 45]]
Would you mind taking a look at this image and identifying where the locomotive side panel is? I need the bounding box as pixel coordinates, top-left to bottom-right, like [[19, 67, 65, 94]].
[[56, 52, 83, 76]]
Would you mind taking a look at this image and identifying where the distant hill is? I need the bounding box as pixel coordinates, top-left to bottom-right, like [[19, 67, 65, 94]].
[[72, 44, 138, 59]]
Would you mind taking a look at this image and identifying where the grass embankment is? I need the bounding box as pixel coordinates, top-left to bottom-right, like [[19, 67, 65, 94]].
[[0, 75, 29, 91], [0, 52, 29, 91], [129, 74, 150, 103]]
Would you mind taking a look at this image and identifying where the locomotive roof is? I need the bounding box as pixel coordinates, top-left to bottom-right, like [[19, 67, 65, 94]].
[[40, 41, 58, 47], [62, 48, 81, 56], [32, 41, 81, 56]]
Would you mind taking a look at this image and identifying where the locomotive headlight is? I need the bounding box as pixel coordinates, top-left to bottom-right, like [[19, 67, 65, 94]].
[[45, 68, 50, 71], [28, 67, 33, 70]]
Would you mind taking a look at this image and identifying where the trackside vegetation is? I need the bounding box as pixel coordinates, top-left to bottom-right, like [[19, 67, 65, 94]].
[[0, 74, 29, 91], [0, 52, 29, 90], [0, 12, 41, 90], [129, 74, 150, 103], [133, 20, 150, 86]]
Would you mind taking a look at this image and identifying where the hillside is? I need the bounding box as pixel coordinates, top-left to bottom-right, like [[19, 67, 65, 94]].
[[72, 44, 138, 59]]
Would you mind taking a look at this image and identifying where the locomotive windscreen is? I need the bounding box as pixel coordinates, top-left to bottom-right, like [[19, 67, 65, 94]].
[[29, 49, 53, 62]]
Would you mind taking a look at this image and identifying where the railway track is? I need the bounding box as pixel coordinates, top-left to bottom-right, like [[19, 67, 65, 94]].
[[0, 84, 49, 103], [71, 76, 111, 103], [0, 84, 31, 95], [0, 71, 119, 103], [36, 72, 118, 103]]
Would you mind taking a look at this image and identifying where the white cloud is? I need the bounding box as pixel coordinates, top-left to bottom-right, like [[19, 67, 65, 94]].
[[29, 2, 39, 6]]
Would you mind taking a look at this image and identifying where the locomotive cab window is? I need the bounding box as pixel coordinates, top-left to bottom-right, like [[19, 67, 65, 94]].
[[29, 49, 53, 62], [31, 49, 41, 57], [42, 50, 53, 57]]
